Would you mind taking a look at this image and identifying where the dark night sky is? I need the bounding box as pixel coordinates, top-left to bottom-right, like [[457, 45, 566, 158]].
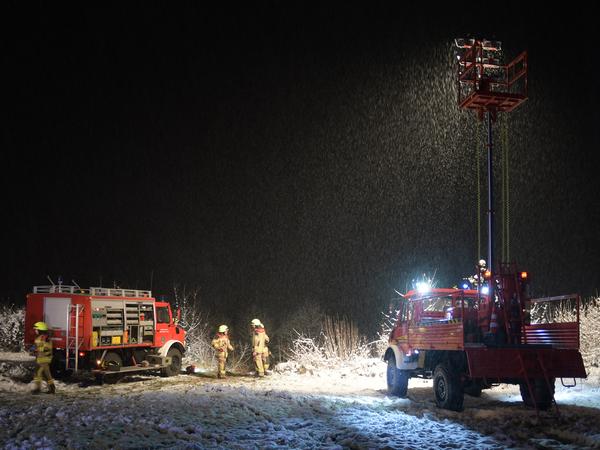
[[3, 3, 599, 331]]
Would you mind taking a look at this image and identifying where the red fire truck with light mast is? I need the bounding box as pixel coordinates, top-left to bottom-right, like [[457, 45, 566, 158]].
[[383, 38, 587, 411]]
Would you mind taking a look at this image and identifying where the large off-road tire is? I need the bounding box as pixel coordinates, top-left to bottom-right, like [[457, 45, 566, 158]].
[[386, 355, 409, 397], [433, 363, 464, 411], [161, 347, 182, 377], [519, 378, 555, 410], [103, 352, 123, 370]]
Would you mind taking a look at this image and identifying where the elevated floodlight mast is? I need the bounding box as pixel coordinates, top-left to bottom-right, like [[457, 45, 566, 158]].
[[454, 38, 528, 275]]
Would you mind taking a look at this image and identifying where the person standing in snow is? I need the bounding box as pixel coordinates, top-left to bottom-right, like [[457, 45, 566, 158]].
[[251, 318, 270, 377], [211, 324, 234, 379], [31, 322, 56, 394]]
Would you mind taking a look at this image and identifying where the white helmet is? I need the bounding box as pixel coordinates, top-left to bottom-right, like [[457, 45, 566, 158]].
[[218, 324, 228, 333], [251, 318, 262, 327]]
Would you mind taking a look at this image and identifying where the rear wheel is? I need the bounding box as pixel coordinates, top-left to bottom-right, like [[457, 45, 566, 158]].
[[433, 363, 464, 411], [386, 355, 409, 397], [519, 378, 555, 410], [161, 347, 182, 377]]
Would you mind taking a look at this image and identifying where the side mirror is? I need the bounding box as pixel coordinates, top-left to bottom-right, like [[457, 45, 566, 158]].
[[175, 308, 181, 323]]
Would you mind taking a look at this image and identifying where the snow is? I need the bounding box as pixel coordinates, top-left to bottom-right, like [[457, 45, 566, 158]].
[[0, 354, 599, 449]]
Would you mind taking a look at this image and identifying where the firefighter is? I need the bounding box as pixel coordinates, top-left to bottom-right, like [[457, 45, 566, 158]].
[[251, 318, 270, 377], [211, 324, 234, 379], [31, 322, 56, 394]]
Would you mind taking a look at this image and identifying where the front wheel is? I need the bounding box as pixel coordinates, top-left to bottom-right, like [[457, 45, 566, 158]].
[[386, 355, 409, 397], [101, 352, 123, 384], [161, 347, 182, 377], [433, 363, 464, 411]]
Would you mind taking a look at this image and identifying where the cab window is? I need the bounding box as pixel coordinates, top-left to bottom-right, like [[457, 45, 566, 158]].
[[156, 306, 170, 324]]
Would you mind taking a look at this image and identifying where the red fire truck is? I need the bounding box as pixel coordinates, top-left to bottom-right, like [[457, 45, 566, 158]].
[[24, 284, 186, 380], [384, 264, 587, 411]]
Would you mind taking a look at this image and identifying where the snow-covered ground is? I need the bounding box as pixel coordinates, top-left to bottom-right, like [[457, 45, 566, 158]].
[[1, 352, 599, 449]]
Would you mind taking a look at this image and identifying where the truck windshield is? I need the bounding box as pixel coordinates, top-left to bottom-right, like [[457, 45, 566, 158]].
[[156, 306, 170, 324]]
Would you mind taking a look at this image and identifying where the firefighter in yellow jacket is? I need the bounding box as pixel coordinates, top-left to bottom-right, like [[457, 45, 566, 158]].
[[31, 322, 56, 394], [251, 318, 270, 377], [211, 325, 234, 379]]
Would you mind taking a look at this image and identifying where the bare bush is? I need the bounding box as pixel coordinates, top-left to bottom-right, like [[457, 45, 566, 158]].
[[322, 315, 368, 360], [227, 341, 253, 374], [0, 305, 25, 352], [273, 299, 326, 363], [580, 297, 600, 368], [281, 315, 371, 372], [373, 309, 398, 356], [283, 333, 328, 371]]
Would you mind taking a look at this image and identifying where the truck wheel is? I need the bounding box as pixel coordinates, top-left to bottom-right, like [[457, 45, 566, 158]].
[[161, 348, 182, 377], [103, 352, 123, 370], [102, 352, 123, 384], [433, 363, 464, 411], [519, 378, 555, 410], [386, 355, 409, 397]]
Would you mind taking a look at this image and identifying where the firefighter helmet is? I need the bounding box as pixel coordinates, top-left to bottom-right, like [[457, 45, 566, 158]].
[[251, 318, 262, 327], [218, 324, 228, 333], [33, 321, 49, 331]]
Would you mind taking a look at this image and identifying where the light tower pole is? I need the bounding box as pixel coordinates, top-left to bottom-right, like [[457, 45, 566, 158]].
[[454, 38, 528, 275]]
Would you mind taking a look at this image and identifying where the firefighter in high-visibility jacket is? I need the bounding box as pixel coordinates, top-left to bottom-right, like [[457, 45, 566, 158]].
[[211, 325, 234, 379], [251, 318, 270, 377], [31, 322, 56, 394]]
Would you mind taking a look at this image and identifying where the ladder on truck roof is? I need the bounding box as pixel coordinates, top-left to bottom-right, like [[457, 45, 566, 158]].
[[66, 304, 85, 372]]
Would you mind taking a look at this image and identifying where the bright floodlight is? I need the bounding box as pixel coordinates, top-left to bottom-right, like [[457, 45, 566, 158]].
[[481, 286, 489, 295], [416, 281, 431, 294]]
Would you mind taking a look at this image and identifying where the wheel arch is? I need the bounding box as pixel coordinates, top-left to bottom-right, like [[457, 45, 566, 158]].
[[157, 340, 186, 357], [384, 345, 418, 370], [384, 345, 402, 366]]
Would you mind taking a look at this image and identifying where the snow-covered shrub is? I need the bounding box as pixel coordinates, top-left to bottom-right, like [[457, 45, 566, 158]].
[[272, 299, 326, 363], [0, 304, 24, 352], [580, 297, 600, 368], [373, 309, 398, 356], [278, 333, 333, 372], [280, 315, 371, 372], [172, 286, 215, 368]]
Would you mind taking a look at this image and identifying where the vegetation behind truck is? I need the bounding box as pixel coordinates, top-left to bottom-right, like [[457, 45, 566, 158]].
[[24, 285, 186, 378]]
